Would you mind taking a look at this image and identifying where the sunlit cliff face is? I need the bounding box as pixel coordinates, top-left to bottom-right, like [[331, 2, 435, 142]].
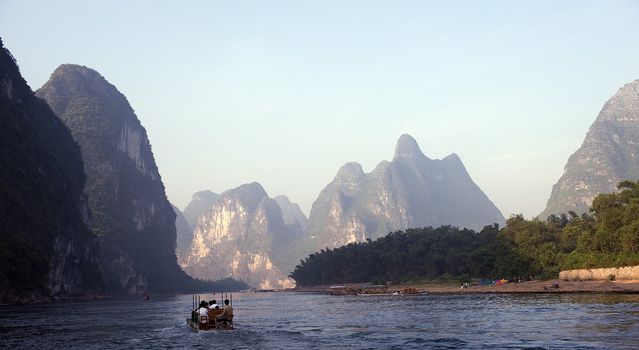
[[180, 183, 299, 289]]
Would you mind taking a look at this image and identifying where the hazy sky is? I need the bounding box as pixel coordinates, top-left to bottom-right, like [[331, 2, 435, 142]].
[[2, 1, 638, 218]]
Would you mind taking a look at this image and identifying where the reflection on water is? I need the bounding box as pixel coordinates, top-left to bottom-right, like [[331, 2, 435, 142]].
[[1, 293, 639, 349]]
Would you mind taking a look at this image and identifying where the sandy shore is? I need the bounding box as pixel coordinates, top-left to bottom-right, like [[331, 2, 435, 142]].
[[413, 280, 639, 294], [293, 280, 639, 294]]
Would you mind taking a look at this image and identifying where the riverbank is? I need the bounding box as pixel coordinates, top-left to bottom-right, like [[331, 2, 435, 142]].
[[0, 291, 115, 306], [294, 279, 639, 294], [0, 289, 50, 305], [417, 280, 639, 294]]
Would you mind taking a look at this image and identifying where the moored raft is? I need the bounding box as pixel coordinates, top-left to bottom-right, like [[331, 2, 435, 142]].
[[329, 284, 427, 296], [328, 284, 388, 295]]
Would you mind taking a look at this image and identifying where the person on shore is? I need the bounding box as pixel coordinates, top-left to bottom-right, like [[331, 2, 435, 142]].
[[209, 299, 219, 309], [216, 299, 234, 326]]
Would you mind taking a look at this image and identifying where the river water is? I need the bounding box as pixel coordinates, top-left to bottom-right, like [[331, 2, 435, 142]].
[[1, 292, 639, 349]]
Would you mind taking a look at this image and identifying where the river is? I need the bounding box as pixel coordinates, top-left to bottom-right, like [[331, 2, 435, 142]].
[[1, 292, 639, 349]]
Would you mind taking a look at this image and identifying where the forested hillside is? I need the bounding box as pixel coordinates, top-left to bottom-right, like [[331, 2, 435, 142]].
[[291, 225, 500, 286], [291, 180, 639, 286]]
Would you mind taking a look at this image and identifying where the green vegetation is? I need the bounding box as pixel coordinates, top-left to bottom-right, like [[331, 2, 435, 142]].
[[290, 225, 500, 286], [291, 180, 639, 286]]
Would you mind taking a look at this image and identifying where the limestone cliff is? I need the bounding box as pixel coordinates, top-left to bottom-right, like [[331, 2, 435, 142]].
[[541, 80, 639, 218], [180, 183, 303, 289]]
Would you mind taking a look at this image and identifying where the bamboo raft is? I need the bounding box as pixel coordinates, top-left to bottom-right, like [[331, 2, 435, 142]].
[[187, 293, 235, 331]]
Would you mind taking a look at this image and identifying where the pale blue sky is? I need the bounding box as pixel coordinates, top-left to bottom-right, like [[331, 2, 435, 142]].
[[2, 1, 638, 218]]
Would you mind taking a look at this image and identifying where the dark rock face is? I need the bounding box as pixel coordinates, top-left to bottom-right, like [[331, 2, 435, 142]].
[[541, 80, 639, 219], [172, 204, 192, 263], [306, 134, 505, 251], [0, 39, 102, 302], [180, 183, 306, 289], [37, 65, 191, 294]]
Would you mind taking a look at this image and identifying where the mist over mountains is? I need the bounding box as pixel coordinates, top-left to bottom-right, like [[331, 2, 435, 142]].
[[305, 134, 506, 251], [174, 135, 506, 288]]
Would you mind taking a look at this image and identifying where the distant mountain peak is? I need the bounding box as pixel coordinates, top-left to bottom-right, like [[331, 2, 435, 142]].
[[273, 194, 309, 231], [191, 190, 218, 202], [231, 182, 268, 199], [443, 153, 464, 167], [598, 79, 639, 123], [52, 64, 100, 78], [183, 190, 220, 228], [394, 134, 428, 160], [334, 162, 365, 182], [444, 152, 460, 161], [48, 64, 116, 95], [38, 64, 133, 120], [306, 135, 505, 251], [273, 194, 292, 208], [217, 182, 270, 215]]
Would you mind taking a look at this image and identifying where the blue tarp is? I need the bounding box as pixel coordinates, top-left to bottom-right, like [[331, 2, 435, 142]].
[[479, 279, 493, 286]]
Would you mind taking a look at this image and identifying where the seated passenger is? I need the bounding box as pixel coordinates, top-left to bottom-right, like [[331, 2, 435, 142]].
[[208, 299, 219, 309], [216, 299, 234, 325], [197, 301, 209, 322]]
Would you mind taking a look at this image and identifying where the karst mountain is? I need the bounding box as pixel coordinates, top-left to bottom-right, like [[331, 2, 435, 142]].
[[541, 79, 639, 218], [37, 64, 212, 293], [179, 183, 306, 289], [305, 134, 505, 251]]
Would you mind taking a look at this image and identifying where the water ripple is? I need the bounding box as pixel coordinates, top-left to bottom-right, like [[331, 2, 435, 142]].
[[1, 293, 639, 349]]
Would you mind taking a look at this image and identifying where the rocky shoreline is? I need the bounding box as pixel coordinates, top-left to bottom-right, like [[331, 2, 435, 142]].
[[0, 290, 51, 305], [0, 288, 114, 306]]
